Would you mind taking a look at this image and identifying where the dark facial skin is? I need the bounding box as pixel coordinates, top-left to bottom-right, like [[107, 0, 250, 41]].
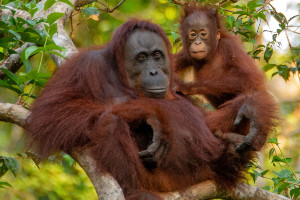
[[124, 31, 170, 99], [184, 12, 220, 60]]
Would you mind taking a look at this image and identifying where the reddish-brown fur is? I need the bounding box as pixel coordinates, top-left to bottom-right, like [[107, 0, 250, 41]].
[[175, 5, 277, 151], [26, 19, 250, 200]]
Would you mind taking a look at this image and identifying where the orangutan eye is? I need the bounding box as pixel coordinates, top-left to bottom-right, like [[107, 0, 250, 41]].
[[137, 53, 147, 61], [200, 31, 208, 38], [153, 51, 162, 59], [189, 31, 197, 40]]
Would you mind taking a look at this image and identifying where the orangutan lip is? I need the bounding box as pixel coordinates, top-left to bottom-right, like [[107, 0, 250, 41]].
[[144, 88, 167, 93], [191, 51, 206, 53]]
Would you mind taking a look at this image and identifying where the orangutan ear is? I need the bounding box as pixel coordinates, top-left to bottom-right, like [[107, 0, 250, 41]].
[[217, 31, 221, 40]]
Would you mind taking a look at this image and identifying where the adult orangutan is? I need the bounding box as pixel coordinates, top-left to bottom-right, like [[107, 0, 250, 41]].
[[26, 19, 249, 200], [174, 5, 277, 154]]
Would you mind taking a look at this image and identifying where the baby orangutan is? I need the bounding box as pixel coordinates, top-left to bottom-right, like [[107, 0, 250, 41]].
[[174, 4, 277, 154]]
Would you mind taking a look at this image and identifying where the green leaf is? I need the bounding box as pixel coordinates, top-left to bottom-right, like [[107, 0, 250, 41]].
[[244, 25, 255, 32], [233, 11, 248, 15], [248, 2, 262, 11], [234, 4, 246, 10], [277, 28, 283, 34], [8, 30, 21, 40], [2, 156, 19, 177], [251, 169, 260, 183], [43, 44, 65, 51], [253, 49, 263, 57], [44, 0, 56, 10], [268, 147, 275, 158], [272, 156, 292, 164], [22, 46, 39, 60], [28, 8, 39, 17], [0, 80, 22, 94], [261, 170, 269, 176], [17, 17, 37, 27], [272, 34, 277, 41], [279, 23, 285, 30], [47, 12, 64, 25], [249, 39, 256, 44], [49, 23, 58, 38], [0, 181, 13, 189], [235, 19, 242, 29], [263, 186, 272, 191], [25, 152, 40, 169], [170, 31, 178, 42], [277, 65, 289, 80], [272, 177, 280, 185], [47, 51, 65, 58], [0, 21, 9, 30], [258, 12, 266, 21], [264, 46, 273, 63], [59, 0, 74, 8], [267, 137, 278, 145], [263, 64, 276, 72], [0, 68, 19, 85], [62, 154, 74, 168], [290, 188, 300, 198], [23, 59, 32, 73], [277, 182, 290, 193], [82, 7, 100, 16], [227, 15, 235, 27]]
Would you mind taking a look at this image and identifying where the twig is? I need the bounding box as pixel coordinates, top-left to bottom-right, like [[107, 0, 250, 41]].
[[98, 0, 126, 13], [75, 0, 98, 8], [256, 0, 273, 13], [269, 3, 296, 65], [261, 175, 300, 187], [107, 0, 126, 13], [171, 0, 186, 6], [286, 29, 300, 34], [70, 0, 126, 37], [171, 0, 235, 12]]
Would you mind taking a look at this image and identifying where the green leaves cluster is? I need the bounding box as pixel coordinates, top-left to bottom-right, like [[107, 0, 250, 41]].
[[0, 1, 67, 99], [216, 0, 299, 81], [249, 136, 300, 199], [0, 156, 19, 189]]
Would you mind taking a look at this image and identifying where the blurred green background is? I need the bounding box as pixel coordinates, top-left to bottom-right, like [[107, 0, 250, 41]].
[[0, 0, 299, 199]]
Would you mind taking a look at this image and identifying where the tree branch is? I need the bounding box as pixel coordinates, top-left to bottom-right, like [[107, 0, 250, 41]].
[[75, 0, 98, 8], [171, 0, 187, 6], [171, 0, 239, 6], [0, 102, 291, 200]]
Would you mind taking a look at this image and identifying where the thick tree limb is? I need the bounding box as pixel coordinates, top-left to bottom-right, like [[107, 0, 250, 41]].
[[0, 102, 291, 200], [72, 149, 125, 200], [0, 103, 30, 126]]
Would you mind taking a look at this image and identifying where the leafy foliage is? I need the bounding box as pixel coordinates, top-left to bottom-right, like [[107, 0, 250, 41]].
[[0, 1, 66, 104], [248, 136, 300, 198]]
